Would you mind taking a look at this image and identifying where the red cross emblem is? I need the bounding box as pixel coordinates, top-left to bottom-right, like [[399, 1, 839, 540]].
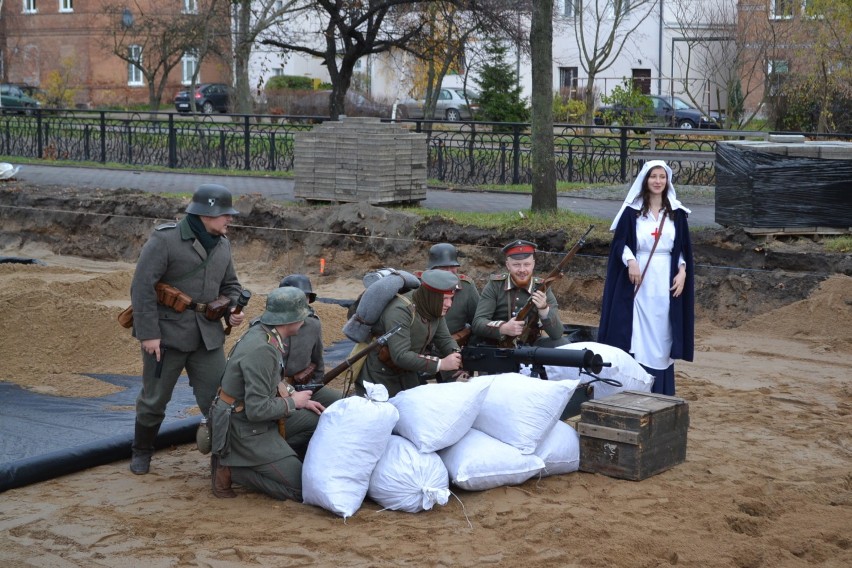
[[651, 226, 662, 239]]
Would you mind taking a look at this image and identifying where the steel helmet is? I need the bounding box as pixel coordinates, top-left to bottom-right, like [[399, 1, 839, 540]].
[[185, 184, 240, 217], [259, 287, 310, 326], [279, 274, 316, 304], [427, 243, 461, 269]]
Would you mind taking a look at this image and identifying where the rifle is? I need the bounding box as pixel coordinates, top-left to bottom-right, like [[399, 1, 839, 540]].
[[461, 344, 619, 419], [224, 289, 252, 336], [503, 225, 594, 347], [291, 323, 404, 394]]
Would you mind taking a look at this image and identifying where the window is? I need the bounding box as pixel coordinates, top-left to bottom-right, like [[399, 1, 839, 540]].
[[766, 59, 789, 96], [181, 51, 199, 84], [182, 0, 197, 14], [770, 0, 794, 19], [59, 0, 73, 12], [559, 0, 581, 18], [802, 0, 823, 19], [559, 67, 579, 92], [272, 68, 284, 77], [128, 45, 144, 85], [24, 0, 37, 13]]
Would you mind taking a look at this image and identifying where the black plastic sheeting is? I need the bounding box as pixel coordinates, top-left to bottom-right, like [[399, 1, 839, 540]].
[[715, 143, 852, 228], [0, 373, 200, 492]]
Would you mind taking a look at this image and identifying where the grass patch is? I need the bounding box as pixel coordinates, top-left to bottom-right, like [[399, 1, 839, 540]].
[[400, 207, 608, 235], [824, 236, 852, 253], [427, 180, 614, 194]]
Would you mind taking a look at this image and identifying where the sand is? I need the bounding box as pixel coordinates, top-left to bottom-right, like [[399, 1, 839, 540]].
[[0, 251, 850, 567]]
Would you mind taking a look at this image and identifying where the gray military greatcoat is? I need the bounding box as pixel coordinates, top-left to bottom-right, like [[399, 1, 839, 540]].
[[472, 274, 563, 345]]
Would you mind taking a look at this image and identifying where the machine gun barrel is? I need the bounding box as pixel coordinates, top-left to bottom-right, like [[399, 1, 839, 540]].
[[462, 345, 609, 375]]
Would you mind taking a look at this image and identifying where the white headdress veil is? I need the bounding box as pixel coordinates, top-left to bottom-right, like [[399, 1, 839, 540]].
[[609, 160, 691, 231]]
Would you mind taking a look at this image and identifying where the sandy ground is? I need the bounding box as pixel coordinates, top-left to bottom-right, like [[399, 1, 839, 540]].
[[0, 248, 850, 568]]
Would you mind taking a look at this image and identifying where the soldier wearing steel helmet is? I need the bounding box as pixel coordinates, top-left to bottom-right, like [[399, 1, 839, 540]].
[[209, 286, 325, 501], [355, 269, 462, 397], [277, 274, 342, 459], [419, 243, 479, 382], [128, 184, 246, 476], [472, 239, 566, 347]]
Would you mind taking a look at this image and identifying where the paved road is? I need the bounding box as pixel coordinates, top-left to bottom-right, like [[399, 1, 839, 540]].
[[14, 164, 718, 227]]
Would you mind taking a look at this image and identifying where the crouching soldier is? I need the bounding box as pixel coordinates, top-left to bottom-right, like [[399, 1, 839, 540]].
[[209, 287, 327, 500]]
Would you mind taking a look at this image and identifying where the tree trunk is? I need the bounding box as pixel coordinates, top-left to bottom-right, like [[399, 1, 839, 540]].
[[530, 0, 556, 212], [233, 1, 253, 114], [329, 64, 353, 120]]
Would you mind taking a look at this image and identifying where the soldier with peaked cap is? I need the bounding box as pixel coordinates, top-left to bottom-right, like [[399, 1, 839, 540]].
[[210, 286, 328, 501], [129, 183, 246, 476], [355, 269, 462, 397], [472, 239, 566, 347], [277, 274, 342, 459]]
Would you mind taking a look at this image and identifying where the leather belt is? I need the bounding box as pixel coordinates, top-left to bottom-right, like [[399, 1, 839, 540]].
[[189, 302, 208, 312], [216, 388, 244, 412]]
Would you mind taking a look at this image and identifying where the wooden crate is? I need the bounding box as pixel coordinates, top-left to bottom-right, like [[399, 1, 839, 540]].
[[578, 391, 688, 481]]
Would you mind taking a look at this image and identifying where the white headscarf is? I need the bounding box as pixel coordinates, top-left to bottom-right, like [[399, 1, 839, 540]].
[[609, 160, 691, 231]]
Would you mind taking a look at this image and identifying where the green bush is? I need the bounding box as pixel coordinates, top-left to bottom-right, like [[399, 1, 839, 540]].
[[598, 79, 652, 126], [266, 75, 315, 90], [552, 92, 586, 123]]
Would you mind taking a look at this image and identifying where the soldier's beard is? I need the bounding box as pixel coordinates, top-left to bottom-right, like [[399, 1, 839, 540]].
[[511, 275, 531, 288]]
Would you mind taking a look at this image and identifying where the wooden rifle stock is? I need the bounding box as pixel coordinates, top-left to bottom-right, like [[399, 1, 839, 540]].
[[509, 225, 594, 346]]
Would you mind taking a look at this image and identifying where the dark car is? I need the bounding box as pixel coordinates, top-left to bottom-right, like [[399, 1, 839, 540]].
[[174, 83, 231, 114], [596, 94, 721, 130], [0, 84, 41, 115]]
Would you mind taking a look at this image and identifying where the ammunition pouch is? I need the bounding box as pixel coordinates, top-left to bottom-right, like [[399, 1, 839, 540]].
[[155, 282, 192, 313], [205, 296, 231, 321], [287, 363, 318, 385], [377, 344, 404, 373], [117, 305, 134, 328]]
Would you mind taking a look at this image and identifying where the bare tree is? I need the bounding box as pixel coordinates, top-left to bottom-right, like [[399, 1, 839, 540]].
[[530, 0, 555, 211], [231, 0, 304, 114], [261, 0, 459, 119], [565, 0, 659, 125], [102, 0, 229, 110]]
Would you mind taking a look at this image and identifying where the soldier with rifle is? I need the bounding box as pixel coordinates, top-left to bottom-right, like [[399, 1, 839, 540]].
[[472, 240, 568, 348], [277, 274, 342, 460]]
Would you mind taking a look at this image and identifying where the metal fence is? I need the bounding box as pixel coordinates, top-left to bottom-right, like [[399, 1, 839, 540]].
[[1, 109, 849, 187]]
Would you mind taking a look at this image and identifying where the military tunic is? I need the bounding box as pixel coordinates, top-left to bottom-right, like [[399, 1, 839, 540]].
[[355, 292, 458, 397], [443, 274, 480, 335], [131, 216, 242, 426], [472, 274, 564, 345], [213, 322, 303, 501]]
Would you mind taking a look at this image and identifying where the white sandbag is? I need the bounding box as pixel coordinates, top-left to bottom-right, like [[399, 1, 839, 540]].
[[302, 382, 399, 518], [438, 428, 545, 491], [543, 342, 654, 399], [470, 373, 573, 454], [534, 420, 580, 476], [390, 380, 490, 453], [368, 435, 450, 513]]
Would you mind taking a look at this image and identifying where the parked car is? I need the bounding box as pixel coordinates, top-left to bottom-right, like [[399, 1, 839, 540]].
[[0, 84, 41, 115], [595, 95, 721, 130], [174, 83, 231, 114], [400, 88, 479, 121], [282, 90, 391, 117]]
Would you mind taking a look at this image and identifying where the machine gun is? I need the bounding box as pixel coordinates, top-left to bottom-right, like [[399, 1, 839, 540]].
[[502, 225, 593, 347], [290, 323, 403, 393], [461, 344, 619, 419]]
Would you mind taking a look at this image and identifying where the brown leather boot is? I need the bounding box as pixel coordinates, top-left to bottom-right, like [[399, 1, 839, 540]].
[[211, 455, 236, 498]]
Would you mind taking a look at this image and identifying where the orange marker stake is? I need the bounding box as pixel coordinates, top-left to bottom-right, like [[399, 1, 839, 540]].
[[320, 258, 326, 275]]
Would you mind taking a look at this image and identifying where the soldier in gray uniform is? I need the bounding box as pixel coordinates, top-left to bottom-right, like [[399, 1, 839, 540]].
[[129, 184, 246, 475], [419, 243, 479, 382], [355, 269, 462, 397], [277, 274, 342, 458], [472, 240, 566, 347], [210, 287, 327, 501]]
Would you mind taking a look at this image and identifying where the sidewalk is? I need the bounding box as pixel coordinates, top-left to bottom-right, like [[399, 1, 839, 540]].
[[14, 164, 718, 227]]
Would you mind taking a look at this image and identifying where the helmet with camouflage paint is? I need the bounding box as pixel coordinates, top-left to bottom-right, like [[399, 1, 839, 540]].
[[427, 243, 461, 269], [279, 274, 316, 304], [185, 184, 240, 217], [259, 287, 310, 326]]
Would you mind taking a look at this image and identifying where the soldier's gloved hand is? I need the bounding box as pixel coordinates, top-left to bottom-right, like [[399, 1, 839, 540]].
[[440, 352, 462, 371]]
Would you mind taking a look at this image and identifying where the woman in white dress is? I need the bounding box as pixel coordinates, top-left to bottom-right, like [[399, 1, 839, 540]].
[[597, 160, 695, 395]]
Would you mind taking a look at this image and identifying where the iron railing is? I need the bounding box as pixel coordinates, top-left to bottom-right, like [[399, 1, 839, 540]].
[[1, 109, 849, 186]]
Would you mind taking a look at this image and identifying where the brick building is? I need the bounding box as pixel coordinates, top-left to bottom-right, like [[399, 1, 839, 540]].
[[0, 0, 231, 109]]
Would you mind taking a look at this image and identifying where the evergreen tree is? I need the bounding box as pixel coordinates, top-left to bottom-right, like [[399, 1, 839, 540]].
[[474, 39, 529, 124]]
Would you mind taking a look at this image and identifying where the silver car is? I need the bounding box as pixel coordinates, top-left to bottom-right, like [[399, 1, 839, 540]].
[[402, 88, 479, 121]]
